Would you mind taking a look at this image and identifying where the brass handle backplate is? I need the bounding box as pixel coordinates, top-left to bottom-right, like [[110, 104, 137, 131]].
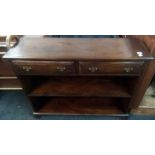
[[88, 67, 98, 73], [124, 67, 134, 73], [22, 66, 32, 72], [56, 66, 66, 72]]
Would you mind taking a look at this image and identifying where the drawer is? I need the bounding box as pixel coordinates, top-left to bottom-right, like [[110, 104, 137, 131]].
[[79, 62, 144, 75], [12, 61, 76, 75]]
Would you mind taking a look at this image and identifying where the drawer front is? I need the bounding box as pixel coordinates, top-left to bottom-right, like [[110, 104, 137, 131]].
[[12, 61, 76, 75], [79, 62, 144, 75]]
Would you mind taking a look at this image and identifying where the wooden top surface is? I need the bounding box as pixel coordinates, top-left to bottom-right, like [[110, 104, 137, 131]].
[[3, 38, 153, 61]]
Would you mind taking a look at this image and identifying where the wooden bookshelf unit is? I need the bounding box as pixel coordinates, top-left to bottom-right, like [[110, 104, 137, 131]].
[[3, 38, 155, 116]]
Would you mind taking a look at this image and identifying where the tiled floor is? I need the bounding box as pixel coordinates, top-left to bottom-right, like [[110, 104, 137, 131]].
[[0, 90, 155, 120]]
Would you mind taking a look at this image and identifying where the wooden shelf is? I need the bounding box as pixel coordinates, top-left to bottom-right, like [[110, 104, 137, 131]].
[[28, 77, 132, 97], [0, 79, 22, 90], [32, 97, 129, 115]]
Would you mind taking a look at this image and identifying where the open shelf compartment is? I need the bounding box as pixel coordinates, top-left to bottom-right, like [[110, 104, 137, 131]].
[[20, 76, 136, 98], [31, 97, 130, 115]]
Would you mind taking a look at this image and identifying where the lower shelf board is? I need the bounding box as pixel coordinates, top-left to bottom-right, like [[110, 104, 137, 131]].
[[32, 97, 129, 116]]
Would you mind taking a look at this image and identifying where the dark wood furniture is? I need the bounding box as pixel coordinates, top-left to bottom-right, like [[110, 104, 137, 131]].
[[0, 36, 21, 90], [125, 36, 155, 57], [125, 35, 155, 115], [3, 37, 155, 116]]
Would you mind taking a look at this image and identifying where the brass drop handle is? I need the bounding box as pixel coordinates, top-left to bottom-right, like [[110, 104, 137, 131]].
[[88, 66, 98, 73], [124, 67, 134, 73], [56, 66, 66, 72], [22, 66, 32, 72]]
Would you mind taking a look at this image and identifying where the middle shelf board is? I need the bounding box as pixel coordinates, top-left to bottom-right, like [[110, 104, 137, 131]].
[[21, 76, 135, 97]]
